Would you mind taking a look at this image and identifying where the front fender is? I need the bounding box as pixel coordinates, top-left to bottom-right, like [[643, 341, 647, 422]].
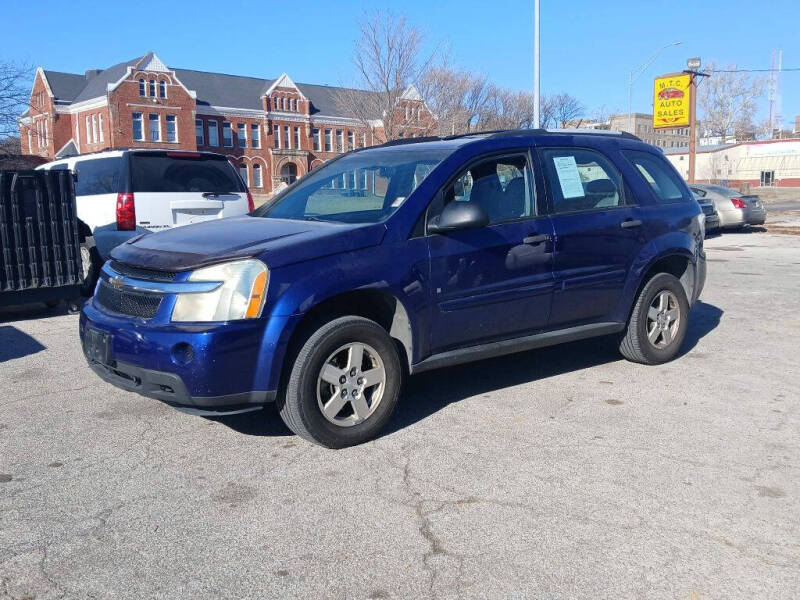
[[257, 239, 432, 389]]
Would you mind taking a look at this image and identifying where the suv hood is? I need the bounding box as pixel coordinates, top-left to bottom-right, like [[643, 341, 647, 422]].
[[110, 216, 387, 271]]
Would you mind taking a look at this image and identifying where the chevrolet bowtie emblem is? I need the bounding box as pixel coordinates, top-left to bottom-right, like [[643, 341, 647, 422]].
[[110, 276, 124, 290]]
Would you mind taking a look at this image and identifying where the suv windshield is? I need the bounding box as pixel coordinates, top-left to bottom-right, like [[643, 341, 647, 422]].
[[130, 153, 245, 194], [256, 146, 449, 223]]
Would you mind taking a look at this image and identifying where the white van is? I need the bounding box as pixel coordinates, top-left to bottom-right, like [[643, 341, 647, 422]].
[[39, 149, 253, 293]]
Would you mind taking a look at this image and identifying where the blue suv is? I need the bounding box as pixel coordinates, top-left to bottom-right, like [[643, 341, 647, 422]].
[[80, 130, 706, 447]]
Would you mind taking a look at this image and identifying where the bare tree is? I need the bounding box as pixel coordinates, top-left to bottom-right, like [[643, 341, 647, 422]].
[[1, 60, 34, 155], [333, 11, 435, 141], [550, 93, 584, 128], [700, 62, 764, 143]]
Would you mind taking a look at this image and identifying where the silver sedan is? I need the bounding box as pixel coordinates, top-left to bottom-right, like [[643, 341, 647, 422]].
[[690, 184, 767, 230]]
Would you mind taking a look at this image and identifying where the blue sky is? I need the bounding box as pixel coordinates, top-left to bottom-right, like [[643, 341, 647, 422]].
[[2, 0, 797, 127]]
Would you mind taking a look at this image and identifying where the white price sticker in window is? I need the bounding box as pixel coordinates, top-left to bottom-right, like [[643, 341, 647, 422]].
[[552, 156, 585, 199]]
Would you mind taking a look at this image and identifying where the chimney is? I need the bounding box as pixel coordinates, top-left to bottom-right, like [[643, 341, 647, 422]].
[[85, 69, 102, 79]]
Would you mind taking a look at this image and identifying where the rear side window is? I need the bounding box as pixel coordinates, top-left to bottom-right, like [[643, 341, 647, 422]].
[[130, 154, 245, 193], [623, 150, 690, 204], [541, 148, 624, 214], [73, 157, 122, 195], [690, 187, 707, 197]]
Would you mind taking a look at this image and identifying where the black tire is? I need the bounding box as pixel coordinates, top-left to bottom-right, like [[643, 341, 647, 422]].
[[278, 316, 402, 448], [619, 273, 689, 365], [79, 243, 102, 297]]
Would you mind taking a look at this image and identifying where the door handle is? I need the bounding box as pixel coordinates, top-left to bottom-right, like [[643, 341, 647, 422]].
[[621, 219, 642, 229], [523, 234, 551, 245]]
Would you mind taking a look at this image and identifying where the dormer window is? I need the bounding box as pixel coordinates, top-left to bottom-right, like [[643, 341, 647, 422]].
[[139, 79, 146, 96], [148, 79, 156, 97], [159, 80, 167, 99]]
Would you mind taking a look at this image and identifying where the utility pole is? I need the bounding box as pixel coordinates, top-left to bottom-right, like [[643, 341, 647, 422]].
[[685, 57, 709, 183], [533, 0, 540, 128]]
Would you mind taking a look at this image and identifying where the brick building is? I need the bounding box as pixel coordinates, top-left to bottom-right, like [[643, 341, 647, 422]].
[[19, 52, 435, 201]]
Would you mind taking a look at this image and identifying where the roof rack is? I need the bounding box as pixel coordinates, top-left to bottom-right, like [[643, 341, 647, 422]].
[[365, 127, 642, 152]]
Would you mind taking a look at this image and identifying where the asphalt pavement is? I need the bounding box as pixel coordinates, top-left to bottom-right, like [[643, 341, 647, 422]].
[[1, 231, 798, 599]]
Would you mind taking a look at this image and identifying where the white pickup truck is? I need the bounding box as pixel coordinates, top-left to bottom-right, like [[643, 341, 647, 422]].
[[38, 149, 253, 294]]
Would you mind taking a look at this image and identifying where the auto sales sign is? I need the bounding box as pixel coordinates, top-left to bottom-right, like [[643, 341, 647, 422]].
[[653, 74, 690, 129]]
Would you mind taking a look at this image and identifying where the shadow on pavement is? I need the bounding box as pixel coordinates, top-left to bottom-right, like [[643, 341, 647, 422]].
[[212, 300, 723, 439], [0, 325, 47, 362]]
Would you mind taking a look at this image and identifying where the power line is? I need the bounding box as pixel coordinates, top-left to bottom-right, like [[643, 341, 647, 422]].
[[706, 67, 800, 73]]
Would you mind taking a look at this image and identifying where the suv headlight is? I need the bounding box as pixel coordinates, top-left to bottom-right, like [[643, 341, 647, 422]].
[[171, 259, 268, 322]]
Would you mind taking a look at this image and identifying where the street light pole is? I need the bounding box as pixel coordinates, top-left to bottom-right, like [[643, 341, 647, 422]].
[[533, 0, 540, 128], [627, 41, 682, 133]]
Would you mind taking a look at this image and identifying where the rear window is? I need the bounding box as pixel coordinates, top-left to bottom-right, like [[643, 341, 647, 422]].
[[130, 154, 245, 194], [623, 150, 690, 204], [74, 157, 123, 196]]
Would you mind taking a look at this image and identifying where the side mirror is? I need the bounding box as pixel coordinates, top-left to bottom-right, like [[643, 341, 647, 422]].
[[428, 201, 489, 234]]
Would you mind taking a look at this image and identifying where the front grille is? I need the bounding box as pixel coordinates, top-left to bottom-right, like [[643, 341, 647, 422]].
[[95, 281, 163, 319], [109, 260, 177, 282]]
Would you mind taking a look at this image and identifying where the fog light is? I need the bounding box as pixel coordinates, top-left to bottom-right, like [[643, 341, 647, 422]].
[[171, 342, 195, 366]]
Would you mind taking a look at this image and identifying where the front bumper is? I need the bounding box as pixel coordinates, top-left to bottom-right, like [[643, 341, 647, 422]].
[[80, 301, 299, 415]]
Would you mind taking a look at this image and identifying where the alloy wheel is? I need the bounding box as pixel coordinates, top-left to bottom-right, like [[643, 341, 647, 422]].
[[316, 342, 386, 427], [646, 290, 681, 348]]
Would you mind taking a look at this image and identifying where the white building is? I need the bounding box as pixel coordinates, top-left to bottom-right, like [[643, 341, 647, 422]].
[[664, 139, 800, 187]]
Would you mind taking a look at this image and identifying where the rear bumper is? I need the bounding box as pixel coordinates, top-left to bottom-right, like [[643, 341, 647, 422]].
[[704, 214, 720, 232], [694, 249, 706, 305]]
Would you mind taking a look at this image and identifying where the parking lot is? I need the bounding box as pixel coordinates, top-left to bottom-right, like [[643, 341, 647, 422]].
[[1, 226, 799, 599]]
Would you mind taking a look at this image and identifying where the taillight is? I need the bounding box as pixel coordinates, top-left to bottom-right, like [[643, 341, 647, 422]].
[[246, 190, 255, 212], [116, 192, 136, 231], [731, 197, 746, 209]]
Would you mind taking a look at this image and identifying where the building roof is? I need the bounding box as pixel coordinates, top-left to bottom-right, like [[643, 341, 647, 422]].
[[42, 70, 88, 102], [41, 53, 380, 119]]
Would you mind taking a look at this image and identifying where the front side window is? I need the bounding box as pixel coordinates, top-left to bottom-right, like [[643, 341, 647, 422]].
[[623, 150, 689, 204], [432, 154, 534, 226], [541, 148, 624, 213], [132, 112, 144, 141], [166, 115, 177, 142], [256, 146, 448, 224], [237, 123, 247, 148], [148, 114, 160, 142], [208, 121, 219, 147], [251, 124, 260, 148], [222, 122, 233, 147], [195, 119, 204, 146]]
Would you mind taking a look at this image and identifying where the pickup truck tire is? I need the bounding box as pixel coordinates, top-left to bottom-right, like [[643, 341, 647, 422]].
[[619, 272, 689, 365], [279, 316, 402, 448]]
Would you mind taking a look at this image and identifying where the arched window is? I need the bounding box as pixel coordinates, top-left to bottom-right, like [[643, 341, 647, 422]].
[[139, 79, 145, 96], [149, 79, 156, 97], [252, 163, 262, 188], [159, 80, 167, 98], [280, 163, 298, 185]]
